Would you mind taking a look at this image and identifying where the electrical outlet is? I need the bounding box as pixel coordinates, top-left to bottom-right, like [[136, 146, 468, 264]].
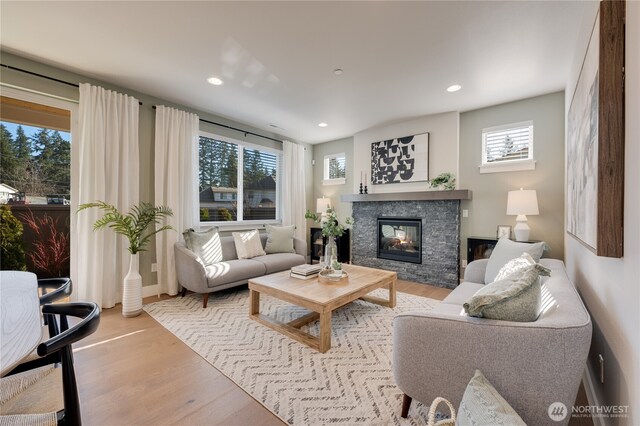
[[461, 260, 467, 268], [599, 354, 604, 383], [462, 209, 469, 218], [151, 263, 157, 273]]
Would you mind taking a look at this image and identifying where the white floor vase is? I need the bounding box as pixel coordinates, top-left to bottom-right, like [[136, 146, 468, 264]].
[[122, 253, 142, 317]]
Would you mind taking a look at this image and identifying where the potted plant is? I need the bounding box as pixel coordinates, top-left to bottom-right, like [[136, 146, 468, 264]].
[[78, 201, 174, 317], [305, 208, 353, 270], [429, 172, 456, 190]]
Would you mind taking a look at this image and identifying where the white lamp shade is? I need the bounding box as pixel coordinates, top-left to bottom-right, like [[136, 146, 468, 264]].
[[316, 197, 331, 213], [506, 189, 539, 216]]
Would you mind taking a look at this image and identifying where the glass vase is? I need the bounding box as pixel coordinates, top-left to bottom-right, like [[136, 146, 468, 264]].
[[324, 237, 338, 270]]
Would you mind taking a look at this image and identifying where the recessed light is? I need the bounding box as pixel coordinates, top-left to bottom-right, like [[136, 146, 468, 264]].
[[318, 122, 328, 128], [446, 84, 462, 92], [207, 77, 223, 86], [334, 68, 343, 75]]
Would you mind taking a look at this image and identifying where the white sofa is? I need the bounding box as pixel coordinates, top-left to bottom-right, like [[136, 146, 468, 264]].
[[175, 233, 306, 308]]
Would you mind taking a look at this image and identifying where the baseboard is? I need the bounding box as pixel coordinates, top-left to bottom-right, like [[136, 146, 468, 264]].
[[142, 284, 160, 298], [582, 365, 606, 426]]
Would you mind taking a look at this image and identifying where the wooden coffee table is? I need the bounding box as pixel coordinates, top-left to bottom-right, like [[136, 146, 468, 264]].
[[248, 264, 397, 353]]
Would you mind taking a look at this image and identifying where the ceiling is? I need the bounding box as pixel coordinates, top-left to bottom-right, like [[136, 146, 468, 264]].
[[0, 1, 593, 144]]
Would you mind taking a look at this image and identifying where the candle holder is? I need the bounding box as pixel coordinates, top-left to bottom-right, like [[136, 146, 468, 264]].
[[359, 183, 363, 194], [364, 185, 368, 194]]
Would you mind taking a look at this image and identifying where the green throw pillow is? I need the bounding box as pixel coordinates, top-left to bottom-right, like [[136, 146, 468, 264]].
[[264, 225, 296, 254], [484, 238, 547, 284], [457, 370, 526, 426], [464, 264, 550, 322], [183, 227, 223, 266]]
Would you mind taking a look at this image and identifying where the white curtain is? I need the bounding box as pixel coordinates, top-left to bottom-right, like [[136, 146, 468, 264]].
[[72, 83, 139, 309], [154, 105, 199, 296], [282, 140, 307, 241]]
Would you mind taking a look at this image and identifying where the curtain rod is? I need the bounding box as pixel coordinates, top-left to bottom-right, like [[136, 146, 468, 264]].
[[1, 63, 143, 106], [151, 105, 283, 144]]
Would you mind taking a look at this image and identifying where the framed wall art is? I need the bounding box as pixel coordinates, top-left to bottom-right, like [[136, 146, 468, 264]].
[[370, 132, 429, 185], [567, 0, 624, 258]]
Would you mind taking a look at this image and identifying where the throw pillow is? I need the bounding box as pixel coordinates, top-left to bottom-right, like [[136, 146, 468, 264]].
[[494, 252, 536, 281], [457, 370, 526, 426], [264, 224, 296, 254], [232, 229, 266, 259], [182, 227, 223, 266], [464, 263, 551, 322], [484, 238, 547, 284]]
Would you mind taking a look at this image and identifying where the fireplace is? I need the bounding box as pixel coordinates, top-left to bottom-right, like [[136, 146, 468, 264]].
[[377, 218, 422, 264]]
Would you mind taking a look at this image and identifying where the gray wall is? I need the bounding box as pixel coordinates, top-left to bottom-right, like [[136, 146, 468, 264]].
[[311, 137, 353, 221], [564, 2, 640, 423], [459, 92, 565, 264], [0, 52, 313, 288]]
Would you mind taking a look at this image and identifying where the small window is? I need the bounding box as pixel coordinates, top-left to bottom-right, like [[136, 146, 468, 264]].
[[480, 121, 535, 173], [323, 153, 346, 185]]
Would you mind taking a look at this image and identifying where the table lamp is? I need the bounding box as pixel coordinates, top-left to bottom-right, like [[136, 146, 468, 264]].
[[316, 197, 331, 220], [506, 188, 539, 242]]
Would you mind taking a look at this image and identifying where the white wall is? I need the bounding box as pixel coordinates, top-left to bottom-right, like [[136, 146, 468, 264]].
[[352, 112, 459, 194], [311, 137, 354, 222], [564, 2, 640, 424]]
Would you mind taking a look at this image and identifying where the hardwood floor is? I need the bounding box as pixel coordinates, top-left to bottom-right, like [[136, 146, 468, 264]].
[[63, 280, 589, 425]]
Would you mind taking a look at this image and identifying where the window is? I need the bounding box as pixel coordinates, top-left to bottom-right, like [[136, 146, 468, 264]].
[[1, 96, 72, 204], [323, 152, 346, 185], [480, 121, 535, 173], [198, 133, 281, 224]]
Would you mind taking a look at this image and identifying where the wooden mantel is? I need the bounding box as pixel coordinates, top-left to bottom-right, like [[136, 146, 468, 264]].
[[341, 190, 472, 203]]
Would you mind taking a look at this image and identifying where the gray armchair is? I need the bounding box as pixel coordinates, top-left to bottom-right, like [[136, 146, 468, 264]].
[[392, 259, 591, 425]]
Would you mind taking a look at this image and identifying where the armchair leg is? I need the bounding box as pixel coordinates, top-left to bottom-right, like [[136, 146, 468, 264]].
[[202, 293, 209, 309], [401, 393, 412, 418], [181, 287, 187, 297]]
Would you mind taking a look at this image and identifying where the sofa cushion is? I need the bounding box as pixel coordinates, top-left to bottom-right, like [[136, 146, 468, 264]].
[[464, 264, 550, 322], [182, 227, 223, 266], [232, 229, 266, 259], [264, 225, 296, 254], [441, 282, 485, 306], [205, 259, 266, 288], [494, 252, 536, 281], [484, 239, 546, 284], [252, 253, 306, 274], [457, 370, 526, 426]]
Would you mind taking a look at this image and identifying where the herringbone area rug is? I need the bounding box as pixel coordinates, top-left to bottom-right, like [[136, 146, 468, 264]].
[[144, 288, 439, 425]]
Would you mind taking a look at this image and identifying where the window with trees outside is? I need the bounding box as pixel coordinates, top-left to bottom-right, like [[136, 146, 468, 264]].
[[323, 152, 346, 185], [199, 133, 280, 223], [480, 121, 535, 174]]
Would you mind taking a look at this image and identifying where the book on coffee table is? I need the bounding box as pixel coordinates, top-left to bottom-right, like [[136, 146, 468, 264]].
[[290, 271, 318, 280], [291, 264, 322, 276]]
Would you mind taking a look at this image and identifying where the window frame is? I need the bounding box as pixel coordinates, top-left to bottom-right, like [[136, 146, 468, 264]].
[[480, 121, 535, 174], [322, 152, 346, 186], [198, 130, 282, 228]]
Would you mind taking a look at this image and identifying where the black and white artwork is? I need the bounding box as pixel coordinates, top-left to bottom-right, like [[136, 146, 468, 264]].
[[370, 133, 429, 185], [567, 13, 599, 250]]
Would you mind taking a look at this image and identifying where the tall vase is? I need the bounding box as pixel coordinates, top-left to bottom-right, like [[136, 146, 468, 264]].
[[324, 237, 338, 269], [122, 253, 142, 317]]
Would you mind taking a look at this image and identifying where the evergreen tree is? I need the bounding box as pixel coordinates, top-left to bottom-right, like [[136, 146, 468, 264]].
[[50, 131, 70, 195], [0, 124, 17, 187]]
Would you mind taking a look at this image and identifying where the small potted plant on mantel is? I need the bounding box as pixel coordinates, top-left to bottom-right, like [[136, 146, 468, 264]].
[[429, 172, 456, 190], [78, 201, 174, 317]]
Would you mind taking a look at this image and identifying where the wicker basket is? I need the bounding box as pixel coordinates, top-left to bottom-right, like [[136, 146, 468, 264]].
[[427, 397, 456, 426]]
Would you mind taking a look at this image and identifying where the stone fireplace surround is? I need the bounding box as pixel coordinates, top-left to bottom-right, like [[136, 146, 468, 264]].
[[342, 190, 472, 289]]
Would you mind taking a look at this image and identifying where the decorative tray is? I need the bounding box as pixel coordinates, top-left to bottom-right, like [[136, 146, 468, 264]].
[[318, 269, 349, 283]]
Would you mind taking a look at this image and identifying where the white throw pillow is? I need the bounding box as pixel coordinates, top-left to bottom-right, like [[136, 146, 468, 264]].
[[484, 239, 546, 284], [182, 227, 223, 266], [232, 229, 266, 259]]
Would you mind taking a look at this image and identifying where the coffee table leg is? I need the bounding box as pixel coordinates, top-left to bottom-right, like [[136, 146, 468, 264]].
[[250, 289, 260, 315], [319, 311, 331, 353], [389, 278, 397, 308]]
